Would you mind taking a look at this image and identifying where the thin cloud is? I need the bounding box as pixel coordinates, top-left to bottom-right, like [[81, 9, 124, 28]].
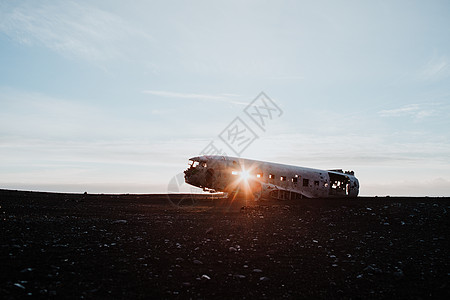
[[142, 90, 248, 105], [379, 104, 435, 119], [419, 55, 450, 81], [0, 1, 151, 61], [245, 132, 450, 167], [0, 135, 208, 193], [269, 75, 305, 80], [0, 89, 104, 139]]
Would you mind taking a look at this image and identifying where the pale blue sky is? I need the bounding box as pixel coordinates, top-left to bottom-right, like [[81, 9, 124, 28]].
[[1, 0, 449, 196]]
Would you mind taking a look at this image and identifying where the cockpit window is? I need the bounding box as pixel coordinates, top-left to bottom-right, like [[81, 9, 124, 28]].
[[189, 160, 200, 168]]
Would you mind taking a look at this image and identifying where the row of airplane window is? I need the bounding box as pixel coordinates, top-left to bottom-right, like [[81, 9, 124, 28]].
[[256, 173, 313, 187]]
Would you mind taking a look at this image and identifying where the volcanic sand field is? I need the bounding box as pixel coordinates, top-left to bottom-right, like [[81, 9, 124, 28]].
[[1, 190, 449, 299]]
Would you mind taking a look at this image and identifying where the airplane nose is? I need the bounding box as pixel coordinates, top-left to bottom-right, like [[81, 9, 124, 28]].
[[184, 167, 191, 183], [184, 163, 199, 186]]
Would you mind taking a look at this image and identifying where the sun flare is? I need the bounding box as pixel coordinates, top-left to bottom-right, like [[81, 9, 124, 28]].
[[240, 170, 250, 181]]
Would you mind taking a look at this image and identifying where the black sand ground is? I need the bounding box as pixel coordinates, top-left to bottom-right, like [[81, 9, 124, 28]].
[[1, 189, 449, 299]]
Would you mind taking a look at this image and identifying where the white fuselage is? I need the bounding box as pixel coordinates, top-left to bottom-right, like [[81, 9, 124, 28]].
[[184, 156, 359, 200]]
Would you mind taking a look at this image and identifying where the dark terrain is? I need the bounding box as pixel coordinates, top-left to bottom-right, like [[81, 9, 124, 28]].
[[1, 189, 449, 299]]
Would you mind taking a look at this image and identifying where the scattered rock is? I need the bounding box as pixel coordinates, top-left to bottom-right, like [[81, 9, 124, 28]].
[[393, 269, 404, 279], [1, 190, 447, 299], [112, 220, 127, 224], [20, 268, 34, 273], [14, 283, 25, 289]]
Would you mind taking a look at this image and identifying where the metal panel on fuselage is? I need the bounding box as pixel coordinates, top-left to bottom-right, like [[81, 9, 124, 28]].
[[234, 157, 330, 198]]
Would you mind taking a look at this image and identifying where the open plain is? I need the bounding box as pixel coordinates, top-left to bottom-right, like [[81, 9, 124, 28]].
[[1, 189, 449, 299]]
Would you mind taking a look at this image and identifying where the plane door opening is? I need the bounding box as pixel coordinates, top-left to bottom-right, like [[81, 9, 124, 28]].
[[328, 172, 350, 197]]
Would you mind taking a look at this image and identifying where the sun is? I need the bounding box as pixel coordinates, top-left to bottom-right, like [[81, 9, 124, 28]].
[[240, 169, 250, 181]]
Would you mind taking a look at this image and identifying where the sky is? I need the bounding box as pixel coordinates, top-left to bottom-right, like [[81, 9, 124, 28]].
[[0, 0, 449, 196]]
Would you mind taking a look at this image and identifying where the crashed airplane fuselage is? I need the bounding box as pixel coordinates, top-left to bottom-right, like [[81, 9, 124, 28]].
[[184, 156, 359, 200]]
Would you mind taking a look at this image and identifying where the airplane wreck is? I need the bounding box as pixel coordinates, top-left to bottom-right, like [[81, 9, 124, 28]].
[[184, 155, 359, 200]]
